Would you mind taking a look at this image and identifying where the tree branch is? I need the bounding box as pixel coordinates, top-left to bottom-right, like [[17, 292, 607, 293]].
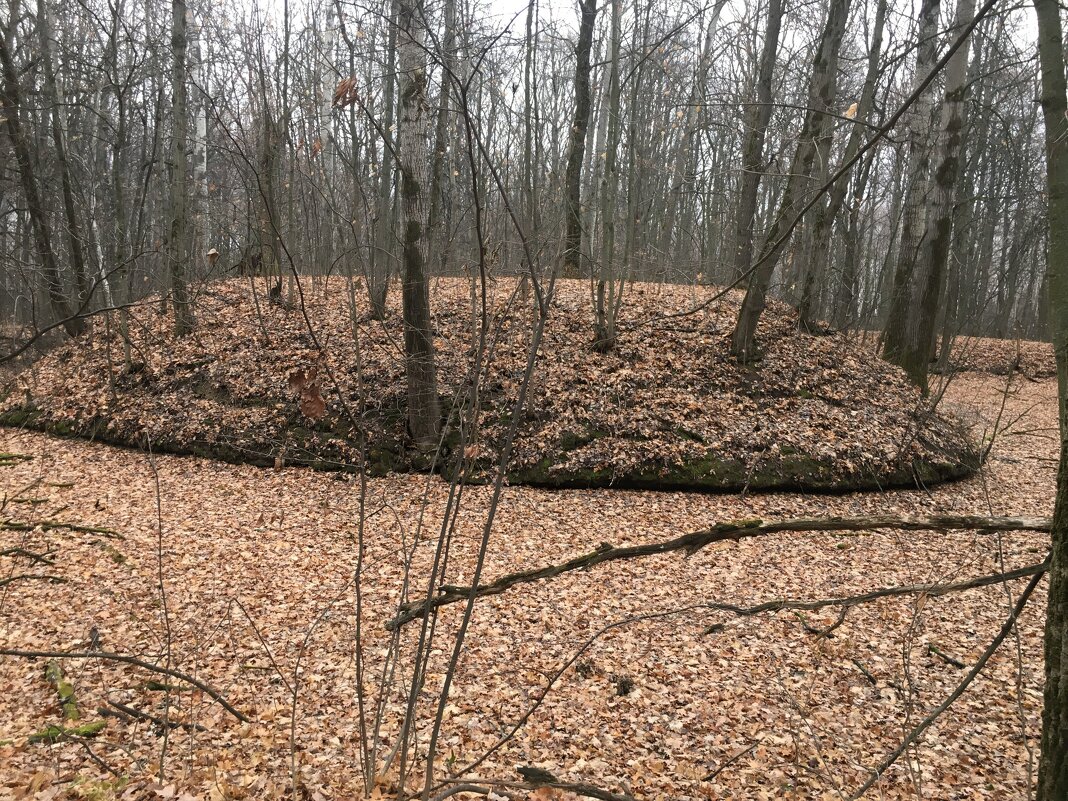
[[701, 559, 1047, 627], [387, 515, 1050, 629], [0, 649, 248, 722]]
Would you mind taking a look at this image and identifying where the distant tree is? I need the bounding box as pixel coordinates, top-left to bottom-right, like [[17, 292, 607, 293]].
[[0, 28, 84, 336]]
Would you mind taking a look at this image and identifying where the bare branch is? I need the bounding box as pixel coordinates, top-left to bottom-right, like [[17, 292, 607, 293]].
[[0, 649, 249, 722], [388, 515, 1050, 628]]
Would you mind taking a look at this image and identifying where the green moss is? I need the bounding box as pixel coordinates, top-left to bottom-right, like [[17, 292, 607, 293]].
[[71, 776, 130, 801], [0, 408, 42, 427], [28, 720, 106, 744]]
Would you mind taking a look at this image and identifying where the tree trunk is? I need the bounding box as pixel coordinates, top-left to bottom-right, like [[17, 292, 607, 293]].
[[369, 0, 399, 319], [397, 0, 440, 452], [0, 32, 84, 336], [730, 0, 783, 281], [894, 0, 976, 391], [169, 0, 195, 335], [1035, 0, 1068, 795], [37, 0, 91, 307], [561, 0, 597, 278], [881, 0, 941, 362], [427, 0, 457, 279], [593, 0, 623, 351], [809, 0, 887, 329], [730, 0, 851, 361]]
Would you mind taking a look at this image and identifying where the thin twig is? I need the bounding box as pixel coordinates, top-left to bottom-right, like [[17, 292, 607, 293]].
[[0, 649, 248, 722], [849, 569, 1044, 799]]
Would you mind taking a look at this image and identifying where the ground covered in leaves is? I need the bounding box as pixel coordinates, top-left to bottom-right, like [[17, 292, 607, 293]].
[[0, 279, 978, 491], [0, 368, 1056, 800]]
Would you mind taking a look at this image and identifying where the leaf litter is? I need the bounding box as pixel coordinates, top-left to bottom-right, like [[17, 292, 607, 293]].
[[0, 281, 1057, 799]]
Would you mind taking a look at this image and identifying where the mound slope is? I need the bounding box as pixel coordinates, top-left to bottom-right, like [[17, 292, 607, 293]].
[[1, 278, 978, 491]]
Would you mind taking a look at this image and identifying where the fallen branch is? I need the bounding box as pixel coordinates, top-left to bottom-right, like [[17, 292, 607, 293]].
[[430, 777, 635, 801], [1, 519, 123, 539], [704, 737, 764, 782], [795, 606, 848, 638], [103, 699, 207, 732], [0, 546, 56, 565], [0, 649, 249, 722], [0, 573, 66, 587], [927, 643, 966, 669], [387, 515, 1051, 629], [28, 720, 106, 743], [698, 559, 1047, 625]]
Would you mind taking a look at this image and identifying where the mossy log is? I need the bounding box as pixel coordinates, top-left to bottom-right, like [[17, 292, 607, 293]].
[[27, 720, 106, 743]]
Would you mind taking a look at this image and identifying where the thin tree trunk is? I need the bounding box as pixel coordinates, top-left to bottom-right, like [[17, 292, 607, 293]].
[[369, 0, 399, 319], [169, 0, 195, 335], [593, 0, 623, 351], [397, 0, 440, 452], [731, 0, 783, 280], [37, 0, 92, 307], [427, 0, 457, 278], [561, 0, 597, 278]]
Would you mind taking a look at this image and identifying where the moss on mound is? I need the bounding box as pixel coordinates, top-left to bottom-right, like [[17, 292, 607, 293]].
[[0, 278, 980, 491]]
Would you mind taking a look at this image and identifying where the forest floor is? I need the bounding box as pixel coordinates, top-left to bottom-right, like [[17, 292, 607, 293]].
[[0, 278, 1005, 492], [0, 365, 1057, 800]]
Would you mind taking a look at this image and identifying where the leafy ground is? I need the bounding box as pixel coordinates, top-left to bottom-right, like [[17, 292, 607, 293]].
[[0, 365, 1055, 800], [0, 279, 978, 491]]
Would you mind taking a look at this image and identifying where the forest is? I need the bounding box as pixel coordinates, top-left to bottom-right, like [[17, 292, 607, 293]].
[[0, 0, 1067, 796]]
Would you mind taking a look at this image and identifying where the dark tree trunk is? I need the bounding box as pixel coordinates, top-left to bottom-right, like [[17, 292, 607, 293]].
[[169, 0, 195, 335], [730, 0, 783, 281], [561, 0, 597, 278], [882, 0, 941, 363], [894, 0, 976, 391], [730, 0, 851, 361], [397, 0, 441, 452], [1035, 0, 1068, 795]]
